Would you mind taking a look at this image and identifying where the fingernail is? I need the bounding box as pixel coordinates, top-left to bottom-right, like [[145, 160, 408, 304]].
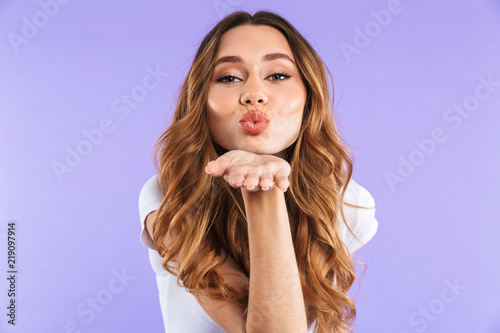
[[247, 185, 255, 190], [262, 186, 269, 191], [205, 166, 212, 175]]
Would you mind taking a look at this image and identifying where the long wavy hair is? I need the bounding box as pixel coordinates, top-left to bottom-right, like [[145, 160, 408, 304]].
[[151, 10, 373, 333]]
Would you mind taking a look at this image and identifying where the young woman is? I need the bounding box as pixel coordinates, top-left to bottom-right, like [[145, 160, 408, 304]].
[[138, 10, 378, 333]]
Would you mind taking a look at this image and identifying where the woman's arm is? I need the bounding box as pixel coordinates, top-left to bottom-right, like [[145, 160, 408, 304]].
[[242, 186, 308, 333], [145, 211, 249, 332], [193, 249, 249, 333], [205, 150, 308, 332]]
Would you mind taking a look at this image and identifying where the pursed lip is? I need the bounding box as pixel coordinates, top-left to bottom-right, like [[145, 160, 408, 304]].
[[239, 111, 271, 123]]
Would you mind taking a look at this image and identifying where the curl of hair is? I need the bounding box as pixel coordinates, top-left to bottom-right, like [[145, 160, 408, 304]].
[[151, 10, 374, 333]]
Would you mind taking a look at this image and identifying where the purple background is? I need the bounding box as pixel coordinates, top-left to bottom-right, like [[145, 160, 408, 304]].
[[1, 0, 499, 332]]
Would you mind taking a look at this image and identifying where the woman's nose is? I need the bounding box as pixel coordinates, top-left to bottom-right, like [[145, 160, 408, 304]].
[[240, 78, 268, 106], [241, 92, 267, 105]]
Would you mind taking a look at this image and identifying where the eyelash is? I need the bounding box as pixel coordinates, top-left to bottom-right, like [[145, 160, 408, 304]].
[[215, 71, 292, 84]]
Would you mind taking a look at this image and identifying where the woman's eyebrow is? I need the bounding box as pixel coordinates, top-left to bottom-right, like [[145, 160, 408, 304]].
[[213, 53, 296, 68]]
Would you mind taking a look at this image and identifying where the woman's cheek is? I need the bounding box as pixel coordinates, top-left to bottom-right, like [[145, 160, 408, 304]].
[[207, 93, 233, 116]]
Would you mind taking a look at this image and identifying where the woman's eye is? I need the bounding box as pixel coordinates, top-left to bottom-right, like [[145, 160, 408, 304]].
[[216, 75, 240, 84], [268, 72, 291, 81], [215, 72, 291, 84]]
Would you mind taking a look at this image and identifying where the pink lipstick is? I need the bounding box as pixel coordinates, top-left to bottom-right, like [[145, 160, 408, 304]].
[[239, 111, 270, 135]]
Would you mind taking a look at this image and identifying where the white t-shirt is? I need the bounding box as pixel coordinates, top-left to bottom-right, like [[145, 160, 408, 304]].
[[138, 174, 378, 332]]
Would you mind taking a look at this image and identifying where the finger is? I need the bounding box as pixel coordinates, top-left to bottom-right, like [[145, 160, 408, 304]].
[[242, 184, 261, 193], [274, 170, 290, 192], [205, 154, 234, 177], [244, 172, 261, 191], [226, 171, 246, 188], [259, 171, 275, 191]]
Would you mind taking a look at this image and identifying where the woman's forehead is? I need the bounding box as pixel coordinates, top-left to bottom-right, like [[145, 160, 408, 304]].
[[217, 25, 293, 60]]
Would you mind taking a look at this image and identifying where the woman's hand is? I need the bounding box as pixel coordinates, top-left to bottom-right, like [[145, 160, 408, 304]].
[[205, 150, 290, 192]]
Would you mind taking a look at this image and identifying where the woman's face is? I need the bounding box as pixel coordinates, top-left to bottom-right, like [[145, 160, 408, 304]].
[[206, 24, 307, 158]]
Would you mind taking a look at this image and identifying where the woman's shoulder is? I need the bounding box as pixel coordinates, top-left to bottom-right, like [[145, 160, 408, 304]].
[[342, 178, 375, 208], [338, 178, 378, 254], [138, 174, 163, 220]]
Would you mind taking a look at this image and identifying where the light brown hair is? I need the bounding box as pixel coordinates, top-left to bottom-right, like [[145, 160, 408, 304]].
[[151, 10, 372, 333]]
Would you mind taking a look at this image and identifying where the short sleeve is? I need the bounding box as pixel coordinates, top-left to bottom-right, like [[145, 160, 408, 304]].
[[338, 178, 378, 255], [138, 174, 164, 250]]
